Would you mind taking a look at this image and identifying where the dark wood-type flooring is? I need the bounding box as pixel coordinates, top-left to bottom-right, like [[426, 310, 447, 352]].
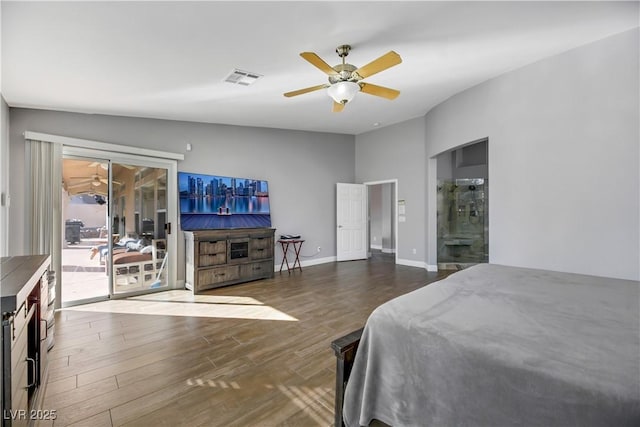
[[38, 253, 448, 426]]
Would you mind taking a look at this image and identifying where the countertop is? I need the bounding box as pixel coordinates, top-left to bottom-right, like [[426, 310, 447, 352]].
[[1, 255, 51, 315]]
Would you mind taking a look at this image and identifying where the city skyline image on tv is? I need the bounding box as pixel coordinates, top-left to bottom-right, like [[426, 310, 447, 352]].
[[178, 172, 271, 230]]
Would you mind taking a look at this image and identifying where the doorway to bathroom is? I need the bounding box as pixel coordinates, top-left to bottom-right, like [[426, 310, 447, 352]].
[[436, 139, 488, 270], [367, 181, 396, 261]]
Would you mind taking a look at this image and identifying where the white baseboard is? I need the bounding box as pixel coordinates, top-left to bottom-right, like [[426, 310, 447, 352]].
[[272, 256, 336, 272], [370, 245, 396, 254], [397, 258, 427, 269], [302, 256, 337, 267], [396, 259, 439, 271]]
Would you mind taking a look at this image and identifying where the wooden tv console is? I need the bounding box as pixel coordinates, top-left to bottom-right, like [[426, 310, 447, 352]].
[[184, 228, 275, 293]]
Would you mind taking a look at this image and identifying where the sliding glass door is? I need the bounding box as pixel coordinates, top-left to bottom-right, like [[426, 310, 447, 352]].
[[61, 156, 111, 305], [111, 162, 169, 295], [61, 147, 177, 306]]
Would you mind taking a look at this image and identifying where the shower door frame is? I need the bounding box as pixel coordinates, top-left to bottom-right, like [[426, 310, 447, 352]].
[[428, 137, 489, 271]]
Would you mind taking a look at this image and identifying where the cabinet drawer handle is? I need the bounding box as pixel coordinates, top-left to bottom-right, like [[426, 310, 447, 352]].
[[41, 319, 48, 341], [26, 357, 37, 388]]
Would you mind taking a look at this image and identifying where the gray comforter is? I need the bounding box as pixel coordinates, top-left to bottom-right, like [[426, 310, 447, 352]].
[[343, 264, 640, 426]]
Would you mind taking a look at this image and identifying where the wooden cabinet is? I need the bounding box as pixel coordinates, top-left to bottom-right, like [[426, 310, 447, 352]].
[[184, 229, 275, 293], [1, 255, 51, 427]]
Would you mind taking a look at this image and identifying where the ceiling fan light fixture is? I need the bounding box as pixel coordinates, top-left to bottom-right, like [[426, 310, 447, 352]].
[[91, 177, 102, 187], [327, 81, 360, 104]]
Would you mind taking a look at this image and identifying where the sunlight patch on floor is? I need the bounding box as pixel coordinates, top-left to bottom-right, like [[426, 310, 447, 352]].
[[62, 292, 298, 321], [276, 384, 333, 425], [186, 378, 241, 389], [129, 290, 264, 306]]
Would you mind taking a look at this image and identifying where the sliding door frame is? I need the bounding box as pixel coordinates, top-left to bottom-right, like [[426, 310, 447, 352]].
[[24, 131, 184, 308], [61, 153, 112, 306], [63, 146, 179, 298]]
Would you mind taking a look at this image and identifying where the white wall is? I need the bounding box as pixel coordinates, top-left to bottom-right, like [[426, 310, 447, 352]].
[[425, 28, 639, 280], [9, 109, 355, 280]]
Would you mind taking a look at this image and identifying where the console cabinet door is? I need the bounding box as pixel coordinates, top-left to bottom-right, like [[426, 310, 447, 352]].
[[10, 326, 29, 427]]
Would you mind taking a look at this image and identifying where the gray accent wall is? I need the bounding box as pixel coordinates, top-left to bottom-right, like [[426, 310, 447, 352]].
[[425, 28, 639, 280], [355, 28, 639, 280], [9, 109, 355, 279], [6, 28, 638, 282], [355, 117, 426, 265]]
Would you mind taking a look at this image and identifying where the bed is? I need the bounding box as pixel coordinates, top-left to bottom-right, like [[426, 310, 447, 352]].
[[339, 264, 640, 427]]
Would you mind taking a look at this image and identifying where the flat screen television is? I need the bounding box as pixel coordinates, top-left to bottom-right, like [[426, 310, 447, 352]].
[[178, 171, 271, 230]]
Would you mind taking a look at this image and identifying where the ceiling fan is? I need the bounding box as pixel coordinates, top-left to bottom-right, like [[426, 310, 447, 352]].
[[67, 185, 108, 197], [284, 44, 402, 112], [67, 171, 121, 188], [88, 161, 136, 170], [67, 174, 108, 188]]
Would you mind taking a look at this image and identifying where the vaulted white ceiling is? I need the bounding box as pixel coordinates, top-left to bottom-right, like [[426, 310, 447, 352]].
[[2, 1, 638, 135]]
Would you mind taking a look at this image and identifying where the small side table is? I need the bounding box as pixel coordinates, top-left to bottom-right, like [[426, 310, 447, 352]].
[[278, 239, 304, 273]]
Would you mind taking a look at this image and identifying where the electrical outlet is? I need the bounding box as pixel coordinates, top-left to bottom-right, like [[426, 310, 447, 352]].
[[412, 248, 417, 254], [317, 246, 321, 253]]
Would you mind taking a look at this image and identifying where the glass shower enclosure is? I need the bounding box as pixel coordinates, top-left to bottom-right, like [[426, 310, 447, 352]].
[[437, 178, 488, 269]]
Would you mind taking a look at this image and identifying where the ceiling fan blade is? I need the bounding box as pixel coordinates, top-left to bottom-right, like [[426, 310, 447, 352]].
[[67, 181, 94, 189], [332, 102, 345, 113], [300, 52, 338, 76], [100, 178, 122, 185], [284, 84, 327, 98], [359, 82, 400, 100], [354, 51, 402, 79]]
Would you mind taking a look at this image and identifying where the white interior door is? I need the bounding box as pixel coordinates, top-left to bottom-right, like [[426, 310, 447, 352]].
[[336, 183, 367, 261]]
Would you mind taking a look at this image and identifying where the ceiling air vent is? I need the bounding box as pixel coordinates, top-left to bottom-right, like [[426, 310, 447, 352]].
[[224, 69, 262, 86]]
